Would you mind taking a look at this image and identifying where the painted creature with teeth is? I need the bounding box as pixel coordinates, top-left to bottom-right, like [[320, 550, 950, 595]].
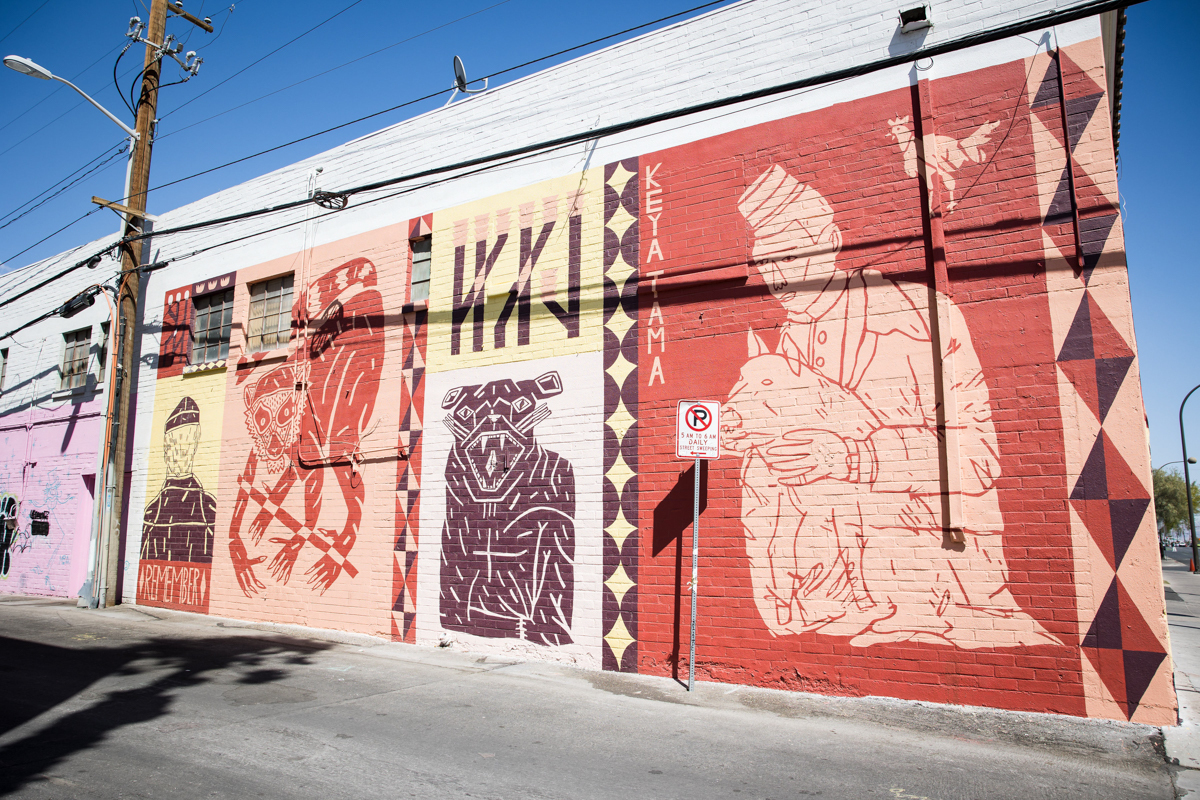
[[439, 372, 576, 646]]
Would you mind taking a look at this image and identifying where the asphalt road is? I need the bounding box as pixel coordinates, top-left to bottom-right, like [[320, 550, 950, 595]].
[[0, 596, 1176, 799]]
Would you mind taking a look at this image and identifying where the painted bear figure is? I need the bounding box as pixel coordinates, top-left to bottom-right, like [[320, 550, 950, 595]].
[[439, 372, 576, 646]]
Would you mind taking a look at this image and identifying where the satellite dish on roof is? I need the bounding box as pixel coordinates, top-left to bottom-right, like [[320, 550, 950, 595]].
[[453, 55, 468, 92], [445, 55, 488, 107]]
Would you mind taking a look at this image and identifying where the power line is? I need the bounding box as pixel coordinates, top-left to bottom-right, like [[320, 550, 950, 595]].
[[0, 5, 233, 270], [113, 40, 139, 117], [0, 58, 143, 160], [0, 41, 125, 137], [1, 207, 105, 270], [131, 140, 584, 273], [144, 0, 737, 196], [478, 0, 731, 84], [0, 0, 1145, 312], [118, 0, 1152, 254], [0, 0, 54, 49], [158, 0, 368, 123], [157, 0, 514, 141], [0, 141, 129, 232], [0, 141, 126, 224], [189, 3, 237, 51]]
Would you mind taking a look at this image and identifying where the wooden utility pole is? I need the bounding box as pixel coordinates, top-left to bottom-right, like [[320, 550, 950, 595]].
[[100, 0, 209, 606]]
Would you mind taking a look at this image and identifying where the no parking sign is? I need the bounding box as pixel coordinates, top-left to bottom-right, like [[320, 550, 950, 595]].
[[676, 400, 720, 459]]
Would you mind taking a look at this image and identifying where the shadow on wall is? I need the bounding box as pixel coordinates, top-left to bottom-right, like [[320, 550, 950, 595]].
[[653, 461, 709, 684], [887, 21, 929, 57], [0, 629, 330, 796], [0, 365, 102, 423]]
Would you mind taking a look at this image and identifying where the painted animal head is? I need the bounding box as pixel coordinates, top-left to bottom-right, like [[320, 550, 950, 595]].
[[887, 115, 914, 143], [721, 330, 807, 453], [244, 363, 301, 472], [442, 372, 563, 494], [303, 257, 377, 357], [304, 257, 376, 317]]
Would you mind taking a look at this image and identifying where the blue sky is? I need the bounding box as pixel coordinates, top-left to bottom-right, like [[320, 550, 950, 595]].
[[1120, 0, 1200, 472], [0, 0, 742, 268], [0, 0, 1196, 470]]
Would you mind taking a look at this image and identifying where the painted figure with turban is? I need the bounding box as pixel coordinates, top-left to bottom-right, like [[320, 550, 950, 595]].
[[141, 396, 216, 563], [721, 164, 1053, 649]]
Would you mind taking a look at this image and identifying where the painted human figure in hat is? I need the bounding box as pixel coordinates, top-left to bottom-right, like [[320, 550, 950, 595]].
[[141, 396, 216, 563], [720, 164, 1052, 649], [228, 257, 383, 597]]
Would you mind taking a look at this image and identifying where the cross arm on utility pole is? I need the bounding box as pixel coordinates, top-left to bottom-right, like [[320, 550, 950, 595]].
[[168, 3, 214, 33], [91, 196, 159, 224]]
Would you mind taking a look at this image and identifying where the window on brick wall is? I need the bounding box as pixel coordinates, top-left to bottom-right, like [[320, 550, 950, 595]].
[[96, 321, 110, 384], [0, 348, 7, 392], [191, 289, 234, 365], [247, 273, 294, 353], [61, 328, 91, 390], [411, 237, 431, 303]]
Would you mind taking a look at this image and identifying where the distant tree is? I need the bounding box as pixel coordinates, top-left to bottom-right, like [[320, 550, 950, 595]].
[[1153, 468, 1200, 543]]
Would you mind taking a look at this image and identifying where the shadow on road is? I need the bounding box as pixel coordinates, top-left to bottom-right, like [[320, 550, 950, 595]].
[[0, 630, 330, 796]]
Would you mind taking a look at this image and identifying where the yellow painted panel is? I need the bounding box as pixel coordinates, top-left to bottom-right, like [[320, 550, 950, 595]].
[[140, 370, 228, 559], [427, 169, 605, 371]]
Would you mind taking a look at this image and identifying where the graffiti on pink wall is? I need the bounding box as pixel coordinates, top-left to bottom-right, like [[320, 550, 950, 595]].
[[0, 399, 101, 597]]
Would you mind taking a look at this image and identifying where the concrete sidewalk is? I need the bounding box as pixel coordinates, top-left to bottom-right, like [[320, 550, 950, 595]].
[[1162, 559, 1200, 797], [0, 594, 1176, 799]]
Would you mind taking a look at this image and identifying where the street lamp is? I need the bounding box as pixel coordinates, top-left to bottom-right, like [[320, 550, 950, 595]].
[[1181, 384, 1200, 574], [1153, 458, 1197, 552], [1155, 459, 1198, 471], [3, 53, 141, 609], [4, 53, 139, 228], [3, 56, 138, 140]]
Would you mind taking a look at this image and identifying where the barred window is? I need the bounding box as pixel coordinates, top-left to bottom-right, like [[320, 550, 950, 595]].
[[96, 322, 110, 384], [61, 328, 91, 390], [247, 274, 294, 353], [191, 289, 234, 365], [411, 237, 431, 303]]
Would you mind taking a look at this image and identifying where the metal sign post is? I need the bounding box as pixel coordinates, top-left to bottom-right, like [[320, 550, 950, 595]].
[[690, 454, 700, 692], [676, 400, 720, 692]]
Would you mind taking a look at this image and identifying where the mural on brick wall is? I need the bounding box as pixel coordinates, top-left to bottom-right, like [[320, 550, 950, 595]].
[[886, 115, 1000, 211], [125, 32, 1171, 724], [141, 397, 216, 562], [418, 172, 605, 665], [421, 352, 603, 663], [0, 495, 57, 580], [1027, 43, 1173, 723], [138, 396, 216, 612], [138, 225, 408, 630], [229, 257, 382, 596], [439, 371, 576, 645], [722, 163, 1052, 648], [632, 52, 1132, 720]]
